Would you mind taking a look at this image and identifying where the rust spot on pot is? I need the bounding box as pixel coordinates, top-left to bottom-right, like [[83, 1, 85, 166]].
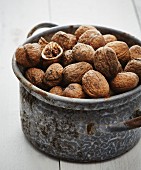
[[124, 115, 141, 129], [87, 123, 95, 135]]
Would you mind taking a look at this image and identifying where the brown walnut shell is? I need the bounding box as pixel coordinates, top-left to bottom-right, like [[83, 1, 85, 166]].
[[78, 29, 106, 49], [94, 47, 119, 79], [124, 58, 141, 79], [105, 41, 130, 64], [43, 63, 63, 87], [62, 50, 75, 66], [74, 25, 97, 39], [103, 34, 117, 44], [49, 86, 63, 96], [15, 43, 41, 67], [63, 83, 85, 98], [82, 70, 110, 98], [63, 62, 93, 85], [129, 45, 141, 59], [38, 37, 48, 51], [51, 31, 77, 50], [25, 68, 44, 88], [72, 43, 95, 64], [111, 72, 139, 93]]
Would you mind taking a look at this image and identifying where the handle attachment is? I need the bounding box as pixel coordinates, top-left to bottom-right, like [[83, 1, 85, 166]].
[[27, 22, 58, 38]]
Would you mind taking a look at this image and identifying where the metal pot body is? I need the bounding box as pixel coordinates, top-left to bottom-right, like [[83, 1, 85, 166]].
[[13, 24, 141, 162]]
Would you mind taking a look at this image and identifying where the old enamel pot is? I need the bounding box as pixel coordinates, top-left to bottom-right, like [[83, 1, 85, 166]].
[[12, 23, 141, 162]]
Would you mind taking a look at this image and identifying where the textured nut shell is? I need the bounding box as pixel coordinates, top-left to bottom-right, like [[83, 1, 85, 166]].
[[43, 63, 63, 87], [129, 45, 141, 59], [106, 41, 130, 64], [25, 68, 44, 87], [72, 43, 95, 63], [49, 86, 63, 96], [103, 34, 117, 44], [62, 50, 74, 66], [111, 72, 139, 93], [74, 25, 97, 39], [124, 59, 141, 79], [78, 29, 106, 49], [15, 43, 41, 67], [94, 47, 119, 79], [63, 62, 93, 85], [82, 70, 110, 98], [51, 31, 77, 50], [38, 37, 48, 50], [63, 83, 85, 98]]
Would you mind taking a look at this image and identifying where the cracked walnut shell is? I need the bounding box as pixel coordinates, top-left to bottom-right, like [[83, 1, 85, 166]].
[[82, 70, 110, 98], [111, 72, 139, 93], [51, 31, 77, 50], [43, 63, 63, 87], [63, 62, 93, 85], [63, 83, 85, 98], [94, 47, 119, 79], [72, 43, 95, 64], [15, 43, 41, 67]]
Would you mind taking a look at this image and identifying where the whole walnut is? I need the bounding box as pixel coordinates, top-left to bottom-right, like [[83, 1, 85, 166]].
[[49, 86, 63, 96], [82, 70, 110, 98], [51, 31, 77, 50], [43, 63, 63, 87], [105, 41, 130, 64], [38, 37, 48, 50], [63, 62, 93, 85], [74, 25, 97, 39], [62, 50, 75, 66], [25, 68, 44, 88], [15, 43, 41, 67], [124, 59, 141, 79], [72, 43, 95, 64], [63, 83, 85, 98], [94, 47, 119, 79], [78, 29, 106, 49], [111, 72, 139, 93], [129, 45, 141, 59], [103, 34, 117, 44]]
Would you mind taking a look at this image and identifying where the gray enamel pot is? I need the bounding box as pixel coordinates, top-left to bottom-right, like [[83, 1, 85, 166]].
[[12, 23, 141, 162]]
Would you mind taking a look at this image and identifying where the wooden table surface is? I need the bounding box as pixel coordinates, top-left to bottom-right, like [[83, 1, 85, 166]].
[[0, 0, 141, 169]]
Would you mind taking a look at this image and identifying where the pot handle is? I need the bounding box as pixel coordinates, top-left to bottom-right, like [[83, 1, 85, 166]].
[[27, 22, 58, 38], [104, 109, 141, 132]]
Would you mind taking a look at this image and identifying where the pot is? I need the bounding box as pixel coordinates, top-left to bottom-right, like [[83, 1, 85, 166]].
[[12, 23, 141, 162]]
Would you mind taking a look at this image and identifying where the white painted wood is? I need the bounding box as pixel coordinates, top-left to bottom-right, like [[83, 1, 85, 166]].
[[0, 0, 59, 169], [133, 0, 141, 27], [50, 0, 141, 37]]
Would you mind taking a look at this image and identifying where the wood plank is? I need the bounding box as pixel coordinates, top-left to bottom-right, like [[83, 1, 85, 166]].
[[0, 0, 59, 169], [50, 0, 141, 37], [50, 0, 141, 170], [133, 0, 141, 29]]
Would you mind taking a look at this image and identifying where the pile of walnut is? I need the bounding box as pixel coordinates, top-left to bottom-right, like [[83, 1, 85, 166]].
[[15, 25, 141, 99]]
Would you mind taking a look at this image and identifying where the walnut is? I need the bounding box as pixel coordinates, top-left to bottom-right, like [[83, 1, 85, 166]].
[[43, 63, 63, 87], [129, 45, 141, 59], [62, 50, 75, 66], [124, 59, 141, 79], [49, 86, 63, 96], [51, 31, 77, 50], [74, 25, 97, 39], [38, 37, 48, 50], [78, 29, 106, 49], [63, 83, 85, 98], [94, 47, 119, 79], [110, 72, 139, 93], [82, 70, 110, 98], [63, 62, 93, 85], [103, 34, 117, 44], [72, 43, 95, 64], [15, 43, 41, 67], [25, 68, 44, 88], [105, 41, 130, 64], [41, 42, 63, 69]]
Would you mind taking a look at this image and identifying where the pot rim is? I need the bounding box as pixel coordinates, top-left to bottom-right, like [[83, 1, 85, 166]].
[[12, 24, 141, 105]]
